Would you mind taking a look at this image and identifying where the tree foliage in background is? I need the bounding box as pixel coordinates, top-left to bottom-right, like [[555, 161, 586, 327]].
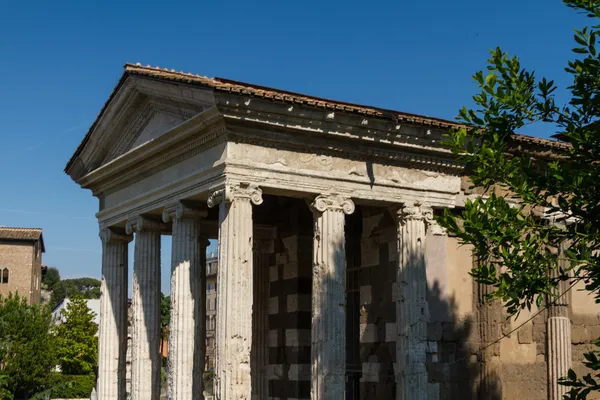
[[41, 267, 60, 291], [0, 294, 56, 399], [161, 293, 170, 341], [53, 296, 98, 375], [50, 278, 101, 307], [437, 0, 600, 397]]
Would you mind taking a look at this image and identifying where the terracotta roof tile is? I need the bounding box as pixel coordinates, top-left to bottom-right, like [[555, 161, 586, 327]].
[[65, 63, 569, 173], [0, 227, 44, 252]]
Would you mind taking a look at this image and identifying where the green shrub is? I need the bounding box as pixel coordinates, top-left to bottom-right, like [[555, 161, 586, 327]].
[[44, 373, 95, 398]]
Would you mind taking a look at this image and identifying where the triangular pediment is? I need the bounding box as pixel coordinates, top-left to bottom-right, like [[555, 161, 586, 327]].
[[71, 76, 216, 178], [102, 100, 200, 164]]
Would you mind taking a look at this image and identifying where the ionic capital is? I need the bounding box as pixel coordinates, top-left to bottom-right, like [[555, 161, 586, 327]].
[[207, 182, 263, 208], [162, 202, 208, 223], [311, 193, 355, 215], [125, 216, 167, 234], [396, 202, 433, 222], [99, 228, 132, 244]]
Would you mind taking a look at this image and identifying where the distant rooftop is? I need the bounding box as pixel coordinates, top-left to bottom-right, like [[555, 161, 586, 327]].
[[0, 227, 45, 252]]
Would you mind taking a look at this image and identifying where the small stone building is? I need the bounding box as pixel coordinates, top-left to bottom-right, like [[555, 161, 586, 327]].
[[0, 227, 44, 304], [66, 64, 600, 400]]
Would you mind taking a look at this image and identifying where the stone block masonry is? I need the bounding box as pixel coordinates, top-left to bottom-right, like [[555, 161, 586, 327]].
[[267, 234, 312, 399]]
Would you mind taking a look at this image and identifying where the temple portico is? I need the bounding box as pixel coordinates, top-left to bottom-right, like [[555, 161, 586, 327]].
[[68, 64, 584, 400]]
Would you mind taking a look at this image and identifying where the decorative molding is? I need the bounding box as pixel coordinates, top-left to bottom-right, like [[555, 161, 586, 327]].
[[99, 228, 132, 244], [125, 216, 167, 234], [311, 194, 355, 215], [162, 201, 208, 223], [207, 182, 263, 208], [89, 126, 227, 195]]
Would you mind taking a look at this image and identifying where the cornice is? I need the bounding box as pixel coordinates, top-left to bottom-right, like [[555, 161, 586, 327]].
[[221, 111, 461, 174], [78, 107, 226, 194]]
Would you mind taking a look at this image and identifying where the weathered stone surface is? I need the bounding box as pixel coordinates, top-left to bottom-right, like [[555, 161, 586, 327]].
[[209, 183, 263, 400], [310, 194, 354, 400], [126, 217, 163, 400], [395, 202, 431, 399], [98, 229, 131, 400], [163, 203, 208, 400]]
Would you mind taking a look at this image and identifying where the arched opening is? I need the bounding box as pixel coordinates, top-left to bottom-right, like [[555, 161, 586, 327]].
[[2, 268, 9, 284]]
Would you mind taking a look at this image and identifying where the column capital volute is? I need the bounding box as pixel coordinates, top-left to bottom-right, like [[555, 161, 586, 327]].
[[162, 201, 208, 223], [125, 216, 167, 234], [310, 193, 355, 215], [99, 228, 132, 244], [395, 202, 433, 222], [207, 182, 263, 208]]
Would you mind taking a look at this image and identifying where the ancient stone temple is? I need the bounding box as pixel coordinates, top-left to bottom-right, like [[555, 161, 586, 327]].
[[66, 64, 600, 400]]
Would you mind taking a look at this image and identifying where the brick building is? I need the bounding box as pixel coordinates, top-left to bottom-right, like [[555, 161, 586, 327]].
[[0, 227, 45, 304]]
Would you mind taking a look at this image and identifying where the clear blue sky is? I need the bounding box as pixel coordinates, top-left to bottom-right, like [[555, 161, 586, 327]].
[[0, 0, 587, 293]]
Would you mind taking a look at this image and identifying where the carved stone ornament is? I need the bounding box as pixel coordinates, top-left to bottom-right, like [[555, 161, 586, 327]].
[[207, 182, 263, 208], [311, 194, 355, 215], [397, 202, 433, 222], [162, 202, 208, 223], [125, 216, 167, 234], [99, 228, 132, 244]]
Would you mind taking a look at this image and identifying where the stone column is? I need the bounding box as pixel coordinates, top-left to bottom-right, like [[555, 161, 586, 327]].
[[98, 228, 132, 400], [252, 227, 275, 400], [163, 203, 208, 400], [395, 202, 430, 400], [547, 242, 571, 400], [126, 217, 165, 400], [310, 194, 355, 400], [208, 182, 263, 400]]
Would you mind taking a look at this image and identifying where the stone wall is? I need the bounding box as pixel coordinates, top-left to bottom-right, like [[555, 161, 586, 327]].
[[355, 207, 397, 399], [267, 233, 312, 399], [0, 240, 38, 304]]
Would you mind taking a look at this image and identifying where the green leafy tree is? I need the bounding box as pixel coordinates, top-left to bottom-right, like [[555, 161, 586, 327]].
[[0, 294, 56, 399], [41, 267, 60, 291], [438, 0, 600, 397], [53, 296, 98, 375], [50, 278, 101, 307]]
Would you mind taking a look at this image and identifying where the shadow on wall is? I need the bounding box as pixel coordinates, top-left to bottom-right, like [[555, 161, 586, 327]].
[[427, 280, 502, 400]]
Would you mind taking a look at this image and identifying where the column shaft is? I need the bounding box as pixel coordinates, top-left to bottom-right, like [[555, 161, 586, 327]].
[[164, 204, 208, 400], [98, 229, 131, 400], [127, 218, 162, 400], [209, 184, 262, 400], [547, 242, 571, 400], [395, 203, 429, 400], [310, 194, 354, 400]]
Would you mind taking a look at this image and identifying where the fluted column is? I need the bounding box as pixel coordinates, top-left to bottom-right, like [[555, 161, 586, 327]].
[[163, 203, 208, 400], [126, 217, 165, 400], [395, 202, 430, 400], [310, 194, 355, 400], [208, 182, 263, 400], [547, 242, 571, 400], [98, 228, 132, 400], [252, 228, 275, 400]]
